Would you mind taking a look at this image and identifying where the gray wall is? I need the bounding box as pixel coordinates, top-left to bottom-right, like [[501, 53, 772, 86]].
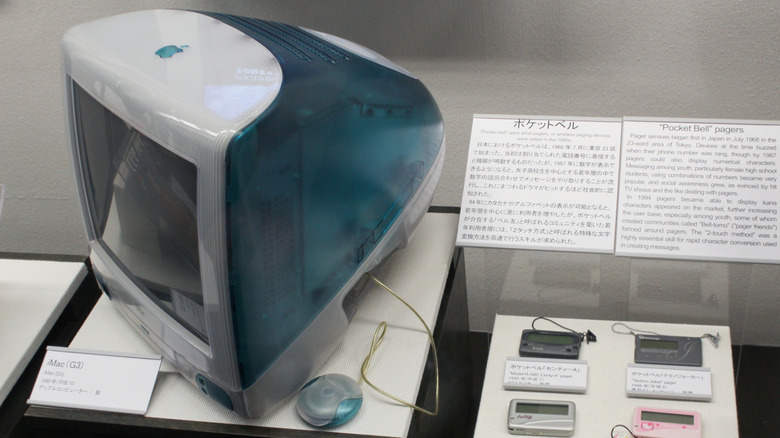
[[2, 1, 778, 344]]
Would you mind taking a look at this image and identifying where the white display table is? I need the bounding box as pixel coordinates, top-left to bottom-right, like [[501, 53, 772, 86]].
[[26, 213, 465, 438], [0, 258, 87, 405], [473, 315, 739, 438]]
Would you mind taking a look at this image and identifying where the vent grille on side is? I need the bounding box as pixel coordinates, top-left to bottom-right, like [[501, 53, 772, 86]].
[[207, 13, 351, 64]]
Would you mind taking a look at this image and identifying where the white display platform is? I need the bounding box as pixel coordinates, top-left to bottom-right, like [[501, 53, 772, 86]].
[[66, 212, 458, 437], [0, 258, 87, 404], [474, 315, 739, 438]]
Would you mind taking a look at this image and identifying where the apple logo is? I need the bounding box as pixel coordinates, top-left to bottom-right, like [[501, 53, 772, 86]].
[[155, 45, 190, 58]]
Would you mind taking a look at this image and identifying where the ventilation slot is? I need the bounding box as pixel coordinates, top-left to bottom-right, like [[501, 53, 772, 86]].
[[209, 13, 350, 64]]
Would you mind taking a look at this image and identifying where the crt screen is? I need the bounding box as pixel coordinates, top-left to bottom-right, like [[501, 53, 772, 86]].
[[73, 81, 207, 343]]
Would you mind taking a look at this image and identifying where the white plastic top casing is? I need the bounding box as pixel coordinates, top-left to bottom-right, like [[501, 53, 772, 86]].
[[62, 9, 287, 395]]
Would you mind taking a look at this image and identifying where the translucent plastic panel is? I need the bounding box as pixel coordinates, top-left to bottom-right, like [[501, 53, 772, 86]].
[[215, 14, 444, 388]]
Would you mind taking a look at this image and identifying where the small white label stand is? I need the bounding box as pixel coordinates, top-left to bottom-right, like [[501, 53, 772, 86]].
[[28, 346, 162, 415], [504, 357, 588, 393], [626, 363, 712, 401]]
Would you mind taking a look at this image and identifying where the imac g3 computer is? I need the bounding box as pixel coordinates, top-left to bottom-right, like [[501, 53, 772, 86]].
[[62, 9, 444, 418]]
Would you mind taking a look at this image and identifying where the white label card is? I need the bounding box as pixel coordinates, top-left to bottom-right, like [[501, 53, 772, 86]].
[[504, 357, 588, 393], [458, 115, 780, 263], [616, 119, 780, 263], [626, 363, 712, 401], [28, 346, 162, 415], [457, 115, 623, 253]]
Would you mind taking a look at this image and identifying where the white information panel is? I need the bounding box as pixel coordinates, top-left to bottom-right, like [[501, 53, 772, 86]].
[[28, 346, 161, 415], [626, 363, 712, 402], [616, 118, 780, 263], [457, 115, 623, 253], [503, 357, 588, 393]]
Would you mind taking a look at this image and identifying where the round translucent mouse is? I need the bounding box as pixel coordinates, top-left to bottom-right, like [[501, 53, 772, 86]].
[[296, 373, 363, 427]]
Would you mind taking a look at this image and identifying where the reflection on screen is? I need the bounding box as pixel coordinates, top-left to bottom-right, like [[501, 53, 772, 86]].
[[73, 80, 207, 343]]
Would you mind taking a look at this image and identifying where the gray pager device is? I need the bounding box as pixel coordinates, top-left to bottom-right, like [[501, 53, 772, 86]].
[[634, 334, 703, 367], [507, 399, 575, 437]]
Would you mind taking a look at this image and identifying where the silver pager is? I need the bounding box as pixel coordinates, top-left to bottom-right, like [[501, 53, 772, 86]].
[[507, 399, 575, 437]]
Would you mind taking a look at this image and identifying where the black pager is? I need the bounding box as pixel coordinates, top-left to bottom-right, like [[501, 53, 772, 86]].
[[519, 329, 582, 360]]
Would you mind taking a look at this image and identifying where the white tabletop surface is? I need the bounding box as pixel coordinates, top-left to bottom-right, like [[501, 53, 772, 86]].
[[474, 315, 739, 438], [67, 212, 458, 437], [0, 258, 87, 404]]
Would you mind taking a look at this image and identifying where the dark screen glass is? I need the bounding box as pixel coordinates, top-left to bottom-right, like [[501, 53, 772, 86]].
[[514, 402, 569, 415], [73, 80, 207, 343], [641, 410, 695, 425], [640, 339, 679, 351], [527, 332, 577, 345]]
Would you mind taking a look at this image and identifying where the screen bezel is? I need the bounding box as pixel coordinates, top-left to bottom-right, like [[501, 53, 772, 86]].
[[70, 81, 209, 345], [61, 9, 298, 410], [67, 76, 214, 353]]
